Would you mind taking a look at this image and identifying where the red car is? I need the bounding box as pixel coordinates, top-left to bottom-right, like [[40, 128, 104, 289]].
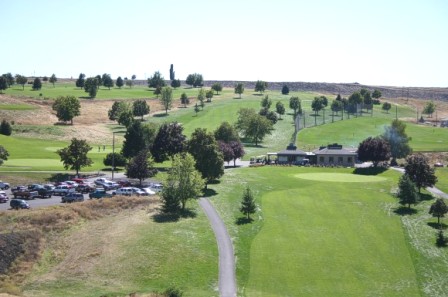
[[72, 178, 86, 184]]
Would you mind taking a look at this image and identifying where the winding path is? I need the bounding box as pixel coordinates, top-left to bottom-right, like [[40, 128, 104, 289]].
[[199, 198, 237, 297]]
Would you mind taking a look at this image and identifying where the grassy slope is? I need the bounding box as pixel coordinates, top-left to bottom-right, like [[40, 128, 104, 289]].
[[434, 167, 448, 193]]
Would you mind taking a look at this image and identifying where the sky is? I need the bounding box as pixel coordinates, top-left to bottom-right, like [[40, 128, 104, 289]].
[[2, 0, 447, 87]]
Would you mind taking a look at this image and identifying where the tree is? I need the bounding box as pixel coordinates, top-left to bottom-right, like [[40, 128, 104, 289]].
[[125, 150, 156, 186], [255, 80, 268, 94], [245, 114, 273, 146], [397, 174, 419, 209], [275, 101, 285, 119], [42, 76, 48, 82], [154, 86, 162, 98], [102, 74, 114, 90], [185, 73, 203, 88], [348, 91, 363, 114], [206, 90, 214, 102], [357, 136, 391, 167], [423, 101, 436, 117], [289, 96, 302, 119], [151, 122, 186, 163], [162, 153, 204, 211], [118, 109, 134, 128], [0, 145, 9, 166], [234, 82, 244, 98], [116, 76, 124, 88], [331, 100, 343, 115], [362, 90, 372, 111], [108, 101, 128, 121], [229, 140, 245, 167], [429, 199, 448, 227], [311, 96, 324, 115], [382, 102, 392, 113], [133, 99, 150, 120], [2, 73, 14, 87], [47, 73, 57, 87], [281, 84, 289, 95], [188, 128, 224, 188], [214, 121, 239, 143], [125, 79, 133, 88], [235, 108, 257, 134], [0, 120, 12, 136], [372, 89, 382, 100], [382, 119, 412, 165], [103, 152, 127, 170], [194, 103, 200, 115], [0, 77, 7, 93], [147, 71, 166, 89], [84, 77, 98, 98], [169, 64, 175, 80], [197, 89, 205, 109], [15, 75, 27, 90], [180, 92, 189, 107], [171, 79, 181, 89], [160, 86, 173, 114], [56, 138, 93, 176], [240, 187, 256, 220], [52, 95, 81, 125], [404, 153, 437, 193], [32, 77, 42, 90], [75, 73, 85, 89], [261, 95, 272, 109], [132, 74, 136, 81], [96, 74, 102, 88], [122, 120, 147, 158], [211, 82, 222, 95], [218, 141, 234, 164]]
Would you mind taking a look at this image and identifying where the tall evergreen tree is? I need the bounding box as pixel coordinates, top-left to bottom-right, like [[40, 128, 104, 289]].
[[125, 150, 156, 186], [240, 187, 256, 220], [397, 174, 419, 209], [429, 198, 448, 227], [151, 122, 186, 163], [0, 120, 12, 136], [122, 121, 147, 158]]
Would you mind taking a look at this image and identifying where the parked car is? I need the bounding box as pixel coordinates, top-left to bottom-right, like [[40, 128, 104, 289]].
[[89, 188, 112, 199], [34, 185, 53, 198], [53, 185, 72, 196], [0, 181, 10, 190], [131, 187, 147, 196], [113, 187, 134, 196], [141, 188, 156, 196], [0, 191, 9, 203], [11, 185, 27, 193], [62, 192, 84, 203], [150, 183, 163, 192], [72, 178, 86, 184], [434, 162, 444, 168], [102, 181, 120, 190], [76, 184, 95, 194], [94, 178, 111, 186], [10, 199, 30, 210], [43, 184, 55, 191], [27, 184, 42, 190], [13, 189, 39, 200], [117, 180, 132, 187], [64, 181, 79, 188]]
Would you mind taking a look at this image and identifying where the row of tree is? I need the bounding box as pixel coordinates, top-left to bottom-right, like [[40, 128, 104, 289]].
[[0, 73, 58, 92]]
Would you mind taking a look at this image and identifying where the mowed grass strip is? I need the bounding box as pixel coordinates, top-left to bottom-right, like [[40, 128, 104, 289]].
[[0, 103, 37, 110], [245, 178, 420, 296]]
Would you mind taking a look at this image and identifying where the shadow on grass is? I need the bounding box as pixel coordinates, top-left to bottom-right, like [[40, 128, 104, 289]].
[[393, 206, 418, 216], [153, 208, 197, 223], [235, 217, 253, 225], [252, 93, 263, 96], [233, 97, 242, 99], [79, 96, 94, 99], [419, 193, 434, 201], [153, 113, 169, 117], [428, 222, 447, 230], [203, 188, 218, 197], [47, 173, 72, 182], [353, 167, 388, 175], [241, 142, 267, 148], [101, 167, 123, 172]]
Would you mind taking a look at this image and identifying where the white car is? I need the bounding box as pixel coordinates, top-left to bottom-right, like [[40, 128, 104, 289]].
[[131, 187, 147, 196], [113, 187, 134, 196], [0, 181, 10, 190], [150, 183, 163, 192], [141, 188, 156, 196], [94, 178, 111, 186]]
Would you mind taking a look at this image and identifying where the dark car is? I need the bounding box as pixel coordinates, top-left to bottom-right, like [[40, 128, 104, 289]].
[[62, 192, 84, 203], [89, 189, 112, 199], [10, 199, 30, 210], [33, 185, 53, 198], [76, 184, 95, 194]]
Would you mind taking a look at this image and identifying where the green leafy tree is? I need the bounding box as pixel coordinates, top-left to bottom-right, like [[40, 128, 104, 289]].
[[357, 136, 391, 167], [102, 74, 114, 90], [84, 77, 98, 98], [197, 88, 205, 109], [372, 89, 382, 100], [423, 101, 436, 117], [240, 187, 256, 220], [133, 99, 150, 120], [276, 101, 285, 119], [108, 101, 128, 121], [429, 198, 448, 227], [229, 140, 245, 167], [382, 102, 392, 113], [206, 90, 214, 102], [96, 74, 103, 88], [49, 74, 57, 87], [234, 82, 244, 98], [162, 153, 204, 211], [185, 73, 203, 87], [116, 76, 124, 88], [235, 108, 257, 133], [0, 145, 9, 166], [382, 119, 412, 165], [211, 82, 222, 95], [154, 86, 162, 97], [214, 121, 239, 143], [194, 103, 200, 115], [132, 74, 136, 81], [289, 96, 302, 119], [122, 120, 147, 158], [56, 138, 93, 176], [2, 73, 14, 87], [0, 120, 12, 136], [245, 114, 273, 146], [348, 91, 363, 114], [311, 96, 324, 115], [52, 95, 81, 125], [125, 79, 133, 88], [118, 109, 134, 128], [151, 122, 186, 163], [281, 84, 289, 95], [75, 73, 85, 89], [43, 76, 48, 82], [15, 74, 27, 90], [397, 174, 419, 209], [265, 110, 278, 124], [0, 77, 7, 93], [404, 153, 437, 193], [255, 80, 268, 94], [125, 150, 156, 186], [147, 71, 166, 89], [261, 95, 272, 109], [180, 92, 189, 107], [32, 77, 42, 90], [103, 152, 127, 169], [187, 128, 224, 188], [331, 100, 343, 115], [160, 86, 173, 114], [171, 79, 181, 89]]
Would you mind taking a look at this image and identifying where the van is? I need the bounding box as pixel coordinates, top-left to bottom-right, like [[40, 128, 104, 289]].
[[62, 192, 84, 203], [10, 199, 30, 210]]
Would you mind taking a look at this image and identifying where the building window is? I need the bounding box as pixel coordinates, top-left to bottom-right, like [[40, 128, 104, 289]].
[[348, 157, 352, 163], [338, 157, 343, 163], [329, 157, 334, 163], [319, 156, 324, 163]]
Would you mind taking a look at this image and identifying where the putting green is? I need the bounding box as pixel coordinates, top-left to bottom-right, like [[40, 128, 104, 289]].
[[295, 172, 387, 182]]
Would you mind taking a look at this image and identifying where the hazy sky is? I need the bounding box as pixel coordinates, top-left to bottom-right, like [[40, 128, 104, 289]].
[[2, 0, 447, 87]]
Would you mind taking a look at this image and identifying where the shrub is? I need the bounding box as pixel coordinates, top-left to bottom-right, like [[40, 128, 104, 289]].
[[0, 120, 12, 136]]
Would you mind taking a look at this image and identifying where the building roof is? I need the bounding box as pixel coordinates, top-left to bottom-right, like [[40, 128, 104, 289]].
[[277, 149, 307, 156], [313, 143, 357, 156]]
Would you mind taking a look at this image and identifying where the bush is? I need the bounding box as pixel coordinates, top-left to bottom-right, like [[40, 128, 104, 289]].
[[436, 230, 447, 247], [0, 120, 12, 136]]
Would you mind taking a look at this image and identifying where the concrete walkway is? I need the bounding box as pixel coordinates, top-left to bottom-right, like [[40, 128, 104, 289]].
[[199, 198, 237, 297]]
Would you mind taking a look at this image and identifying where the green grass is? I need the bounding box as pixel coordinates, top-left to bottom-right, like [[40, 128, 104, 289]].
[[0, 104, 37, 110], [434, 167, 448, 193]]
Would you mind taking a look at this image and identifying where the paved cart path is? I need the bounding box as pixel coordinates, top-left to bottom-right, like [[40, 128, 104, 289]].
[[199, 198, 237, 297]]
